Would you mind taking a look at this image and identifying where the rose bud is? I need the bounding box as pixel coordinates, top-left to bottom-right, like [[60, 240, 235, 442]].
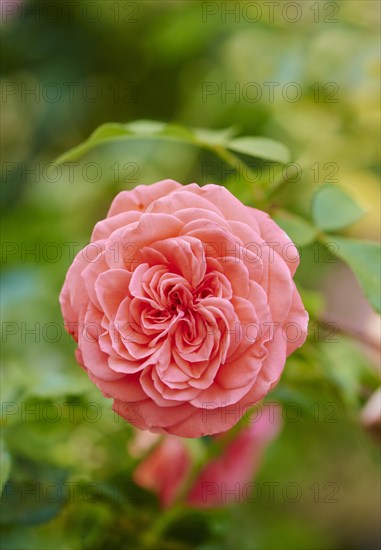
[[133, 406, 282, 507]]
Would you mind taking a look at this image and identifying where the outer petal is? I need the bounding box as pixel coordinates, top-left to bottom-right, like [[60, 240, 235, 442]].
[[189, 184, 261, 232], [285, 283, 309, 356], [113, 398, 195, 431], [107, 180, 182, 217], [92, 211, 141, 241], [250, 207, 300, 276]]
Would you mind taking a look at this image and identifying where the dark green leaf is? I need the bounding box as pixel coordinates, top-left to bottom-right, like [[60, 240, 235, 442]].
[[1, 458, 68, 525]]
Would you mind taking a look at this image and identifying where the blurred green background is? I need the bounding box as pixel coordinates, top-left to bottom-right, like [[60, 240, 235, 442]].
[[1, 1, 380, 549]]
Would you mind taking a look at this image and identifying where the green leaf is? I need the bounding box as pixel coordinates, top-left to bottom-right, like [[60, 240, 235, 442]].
[[55, 121, 194, 164], [55, 123, 133, 164], [125, 119, 167, 134], [56, 122, 290, 166], [160, 124, 196, 140], [274, 212, 317, 246], [332, 236, 381, 313], [312, 185, 365, 231], [88, 123, 133, 141], [193, 126, 238, 146], [228, 136, 291, 164], [1, 458, 67, 525], [0, 439, 11, 494], [318, 337, 377, 408]]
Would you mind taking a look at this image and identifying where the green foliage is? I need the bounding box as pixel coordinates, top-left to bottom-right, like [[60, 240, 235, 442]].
[[312, 185, 365, 231], [1, 1, 380, 549], [332, 237, 381, 313], [273, 213, 317, 246], [56, 120, 290, 168], [228, 136, 291, 164], [0, 440, 11, 494], [58, 118, 380, 314]]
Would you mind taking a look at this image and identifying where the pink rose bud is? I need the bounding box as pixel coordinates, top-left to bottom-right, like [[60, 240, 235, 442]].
[[133, 436, 191, 508], [60, 181, 308, 437], [133, 406, 282, 508]]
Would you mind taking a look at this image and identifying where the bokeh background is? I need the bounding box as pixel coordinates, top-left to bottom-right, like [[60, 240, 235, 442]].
[[1, 1, 380, 549]]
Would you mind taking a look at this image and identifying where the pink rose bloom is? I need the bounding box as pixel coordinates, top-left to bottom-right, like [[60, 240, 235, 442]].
[[60, 180, 308, 437], [133, 406, 282, 508]]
